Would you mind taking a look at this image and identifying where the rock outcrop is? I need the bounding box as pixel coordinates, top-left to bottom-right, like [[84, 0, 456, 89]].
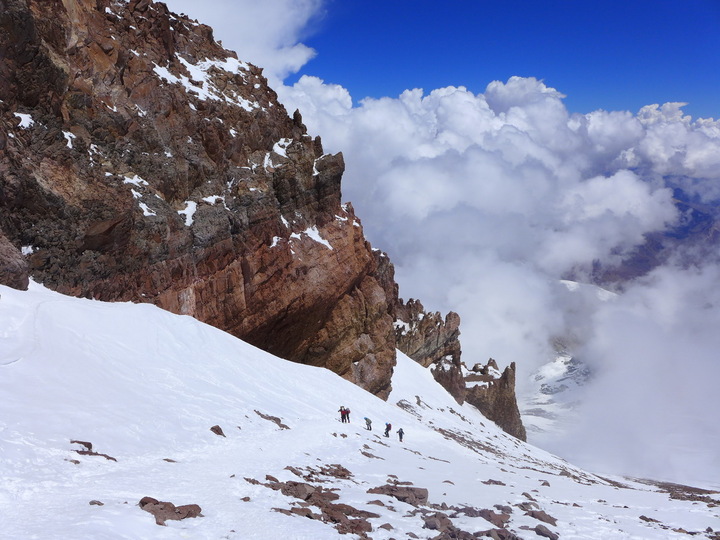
[[0, 232, 28, 290], [0, 0, 393, 396], [464, 359, 527, 441], [394, 298, 466, 403], [394, 297, 526, 440], [139, 496, 202, 526]]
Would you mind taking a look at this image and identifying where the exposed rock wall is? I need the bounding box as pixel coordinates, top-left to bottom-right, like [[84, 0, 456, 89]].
[[0, 0, 393, 396], [394, 298, 467, 405], [464, 359, 527, 441], [0, 232, 28, 290], [395, 297, 526, 439]]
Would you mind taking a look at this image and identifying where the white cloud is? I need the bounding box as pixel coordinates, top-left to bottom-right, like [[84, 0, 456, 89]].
[[553, 262, 720, 483]]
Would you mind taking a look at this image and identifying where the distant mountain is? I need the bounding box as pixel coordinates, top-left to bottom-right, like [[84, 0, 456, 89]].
[[520, 281, 615, 446], [580, 186, 720, 287], [1, 282, 718, 539]]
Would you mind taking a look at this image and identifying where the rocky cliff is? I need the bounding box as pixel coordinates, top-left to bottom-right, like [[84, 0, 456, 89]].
[[394, 298, 467, 404], [0, 0, 394, 395], [464, 359, 527, 441], [394, 299, 526, 439], [0, 0, 526, 436]]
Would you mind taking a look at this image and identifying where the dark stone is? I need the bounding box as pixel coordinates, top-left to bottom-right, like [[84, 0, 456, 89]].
[[526, 510, 557, 526], [0, 234, 28, 290], [367, 484, 429, 506], [138, 497, 202, 526], [210, 425, 226, 437], [534, 524, 559, 540]]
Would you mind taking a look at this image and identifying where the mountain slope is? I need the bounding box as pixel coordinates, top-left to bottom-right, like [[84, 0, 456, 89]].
[[0, 0, 398, 397], [1, 283, 718, 539]]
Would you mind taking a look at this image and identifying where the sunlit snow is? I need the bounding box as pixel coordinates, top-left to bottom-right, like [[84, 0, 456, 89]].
[[0, 284, 718, 539]]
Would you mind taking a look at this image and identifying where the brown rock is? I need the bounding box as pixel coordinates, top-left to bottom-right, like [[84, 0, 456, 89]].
[[70, 439, 117, 461], [210, 425, 225, 437], [138, 496, 202, 526], [534, 524, 559, 540], [0, 233, 28, 290], [423, 511, 453, 532], [367, 484, 429, 506], [526, 509, 558, 526], [465, 360, 527, 440], [477, 508, 511, 528], [395, 297, 465, 403]]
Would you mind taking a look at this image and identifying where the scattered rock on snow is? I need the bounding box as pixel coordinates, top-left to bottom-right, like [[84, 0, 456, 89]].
[[534, 523, 559, 540], [138, 496, 202, 526], [70, 440, 117, 462], [526, 509, 558, 526], [210, 425, 226, 437], [478, 529, 523, 540], [482, 479, 506, 486], [367, 484, 429, 506], [254, 410, 290, 429]]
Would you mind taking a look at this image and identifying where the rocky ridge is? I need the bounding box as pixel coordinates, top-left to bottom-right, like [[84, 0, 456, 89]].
[[395, 299, 525, 439], [0, 0, 396, 395], [0, 0, 525, 436]]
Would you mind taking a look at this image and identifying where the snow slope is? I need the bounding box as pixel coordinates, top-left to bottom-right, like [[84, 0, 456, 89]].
[[1, 283, 718, 539]]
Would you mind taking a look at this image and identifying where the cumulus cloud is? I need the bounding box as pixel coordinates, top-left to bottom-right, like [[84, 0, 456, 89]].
[[553, 262, 720, 484]]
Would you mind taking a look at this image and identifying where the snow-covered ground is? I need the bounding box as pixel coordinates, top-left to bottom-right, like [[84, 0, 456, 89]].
[[1, 283, 718, 539]]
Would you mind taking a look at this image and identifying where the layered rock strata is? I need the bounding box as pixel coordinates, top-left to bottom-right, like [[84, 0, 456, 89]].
[[0, 0, 393, 395]]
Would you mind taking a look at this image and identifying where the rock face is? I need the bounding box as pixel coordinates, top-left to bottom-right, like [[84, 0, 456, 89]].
[[394, 298, 466, 404], [464, 359, 527, 441], [0, 0, 393, 396], [0, 232, 28, 290], [394, 297, 526, 440]]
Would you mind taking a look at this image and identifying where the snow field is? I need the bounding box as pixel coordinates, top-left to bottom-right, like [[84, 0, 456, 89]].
[[0, 283, 718, 539]]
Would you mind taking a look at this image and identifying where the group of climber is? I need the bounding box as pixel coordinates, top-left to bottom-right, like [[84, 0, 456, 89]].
[[337, 406, 404, 442]]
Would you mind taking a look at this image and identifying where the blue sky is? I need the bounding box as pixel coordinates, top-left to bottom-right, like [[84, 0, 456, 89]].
[[287, 0, 719, 118]]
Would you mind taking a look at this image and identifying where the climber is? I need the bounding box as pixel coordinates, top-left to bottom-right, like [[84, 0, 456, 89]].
[[364, 417, 372, 430], [338, 406, 347, 423], [397, 428, 404, 442], [345, 407, 351, 423], [384, 423, 391, 437]]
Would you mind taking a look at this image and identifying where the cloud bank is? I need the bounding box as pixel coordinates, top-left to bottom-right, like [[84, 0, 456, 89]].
[[165, 0, 720, 485]]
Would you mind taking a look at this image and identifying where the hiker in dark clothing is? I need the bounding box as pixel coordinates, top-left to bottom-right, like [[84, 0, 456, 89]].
[[339, 406, 347, 423], [345, 408, 351, 423], [384, 423, 391, 437], [364, 417, 372, 430], [397, 428, 404, 442]]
